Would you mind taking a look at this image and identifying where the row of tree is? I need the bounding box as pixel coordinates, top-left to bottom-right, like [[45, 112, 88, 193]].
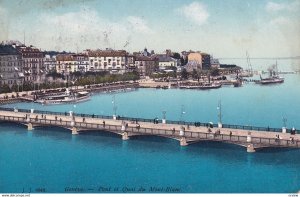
[[180, 68, 220, 80], [0, 71, 140, 94]]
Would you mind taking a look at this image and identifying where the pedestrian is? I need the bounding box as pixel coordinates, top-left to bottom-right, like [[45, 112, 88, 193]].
[[55, 116, 57, 121], [229, 131, 232, 138], [103, 120, 105, 127], [290, 137, 294, 144], [83, 117, 85, 122], [60, 118, 62, 123]]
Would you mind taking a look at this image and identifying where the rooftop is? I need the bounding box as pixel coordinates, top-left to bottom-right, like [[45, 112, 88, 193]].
[[0, 45, 19, 56], [88, 50, 127, 57]]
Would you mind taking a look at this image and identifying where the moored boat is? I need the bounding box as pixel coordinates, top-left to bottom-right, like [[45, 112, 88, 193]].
[[36, 89, 90, 104]]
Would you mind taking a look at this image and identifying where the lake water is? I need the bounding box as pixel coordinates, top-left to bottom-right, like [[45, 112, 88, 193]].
[[0, 59, 300, 193]]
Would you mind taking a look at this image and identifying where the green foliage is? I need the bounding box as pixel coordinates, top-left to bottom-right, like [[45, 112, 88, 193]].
[[46, 71, 65, 80], [171, 52, 181, 59], [75, 72, 140, 86], [181, 68, 188, 79], [210, 67, 220, 76], [23, 82, 33, 91], [0, 84, 10, 93], [10, 84, 19, 92]]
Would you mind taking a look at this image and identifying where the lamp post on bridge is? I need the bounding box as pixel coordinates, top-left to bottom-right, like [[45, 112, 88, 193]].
[[179, 105, 188, 146], [112, 95, 117, 120], [217, 100, 222, 128], [282, 117, 287, 133], [162, 110, 166, 124]]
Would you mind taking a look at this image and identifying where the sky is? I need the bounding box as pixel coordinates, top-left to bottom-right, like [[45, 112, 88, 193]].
[[0, 0, 299, 58]]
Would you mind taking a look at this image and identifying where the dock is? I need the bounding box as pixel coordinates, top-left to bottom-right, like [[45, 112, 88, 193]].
[[0, 107, 299, 153]]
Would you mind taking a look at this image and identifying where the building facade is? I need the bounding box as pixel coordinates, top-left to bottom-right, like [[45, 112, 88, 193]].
[[17, 45, 44, 83], [134, 56, 157, 76], [185, 52, 202, 72], [0, 45, 24, 88], [44, 54, 57, 72], [56, 54, 76, 74], [156, 55, 178, 70], [87, 50, 128, 74], [201, 53, 211, 70]]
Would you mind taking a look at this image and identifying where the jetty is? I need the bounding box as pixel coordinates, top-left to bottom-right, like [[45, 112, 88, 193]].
[[0, 107, 299, 153]]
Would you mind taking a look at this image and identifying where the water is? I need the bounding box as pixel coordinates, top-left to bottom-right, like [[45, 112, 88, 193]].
[[1, 61, 300, 193]]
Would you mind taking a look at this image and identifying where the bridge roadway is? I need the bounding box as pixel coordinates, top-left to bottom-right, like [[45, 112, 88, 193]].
[[0, 109, 299, 153]]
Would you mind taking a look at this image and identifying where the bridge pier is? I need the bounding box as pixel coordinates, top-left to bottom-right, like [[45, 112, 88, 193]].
[[180, 137, 188, 146], [27, 123, 33, 131], [71, 127, 78, 135], [247, 144, 256, 153], [122, 132, 129, 140]]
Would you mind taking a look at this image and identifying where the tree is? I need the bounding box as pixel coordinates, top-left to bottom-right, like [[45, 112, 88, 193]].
[[210, 67, 220, 76], [171, 52, 181, 59], [23, 82, 33, 91], [180, 57, 185, 66], [181, 68, 188, 80], [11, 84, 19, 92], [0, 84, 10, 93], [192, 69, 198, 79]]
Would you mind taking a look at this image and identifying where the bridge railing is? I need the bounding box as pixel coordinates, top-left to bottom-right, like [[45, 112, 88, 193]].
[[0, 114, 299, 148], [0, 107, 294, 133]]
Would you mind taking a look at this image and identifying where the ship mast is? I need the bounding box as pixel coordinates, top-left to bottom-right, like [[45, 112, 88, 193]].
[[246, 51, 253, 76]]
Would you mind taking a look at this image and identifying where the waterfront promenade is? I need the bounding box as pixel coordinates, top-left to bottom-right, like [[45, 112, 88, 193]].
[[0, 108, 299, 153]]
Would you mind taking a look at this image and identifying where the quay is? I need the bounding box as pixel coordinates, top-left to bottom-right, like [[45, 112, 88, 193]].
[[0, 82, 139, 105], [0, 107, 299, 153]]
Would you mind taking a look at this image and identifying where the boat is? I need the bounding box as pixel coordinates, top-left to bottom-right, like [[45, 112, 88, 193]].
[[179, 83, 222, 90], [240, 51, 254, 77], [258, 75, 284, 84], [36, 89, 90, 104], [256, 61, 284, 85], [233, 79, 242, 87]]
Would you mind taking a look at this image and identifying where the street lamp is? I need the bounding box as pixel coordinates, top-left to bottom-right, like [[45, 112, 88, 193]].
[[217, 100, 222, 128], [162, 110, 166, 124], [112, 95, 117, 120], [282, 117, 287, 133]]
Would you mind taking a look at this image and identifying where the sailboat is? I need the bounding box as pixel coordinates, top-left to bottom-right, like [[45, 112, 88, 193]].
[[257, 61, 284, 85], [240, 51, 253, 77]]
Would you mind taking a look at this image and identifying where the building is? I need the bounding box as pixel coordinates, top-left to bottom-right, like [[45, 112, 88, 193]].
[[134, 56, 158, 76], [0, 45, 24, 88], [87, 49, 128, 74], [44, 54, 57, 72], [201, 53, 211, 70], [72, 54, 89, 73], [185, 52, 202, 72], [211, 58, 220, 68], [156, 55, 178, 70], [126, 55, 136, 71], [165, 49, 173, 57], [17, 45, 44, 83]]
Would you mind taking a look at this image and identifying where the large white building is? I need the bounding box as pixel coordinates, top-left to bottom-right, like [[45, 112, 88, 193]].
[[56, 53, 89, 74], [156, 55, 178, 70], [87, 49, 128, 74]]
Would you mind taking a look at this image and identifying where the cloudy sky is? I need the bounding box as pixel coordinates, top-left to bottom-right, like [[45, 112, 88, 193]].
[[0, 0, 299, 58]]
